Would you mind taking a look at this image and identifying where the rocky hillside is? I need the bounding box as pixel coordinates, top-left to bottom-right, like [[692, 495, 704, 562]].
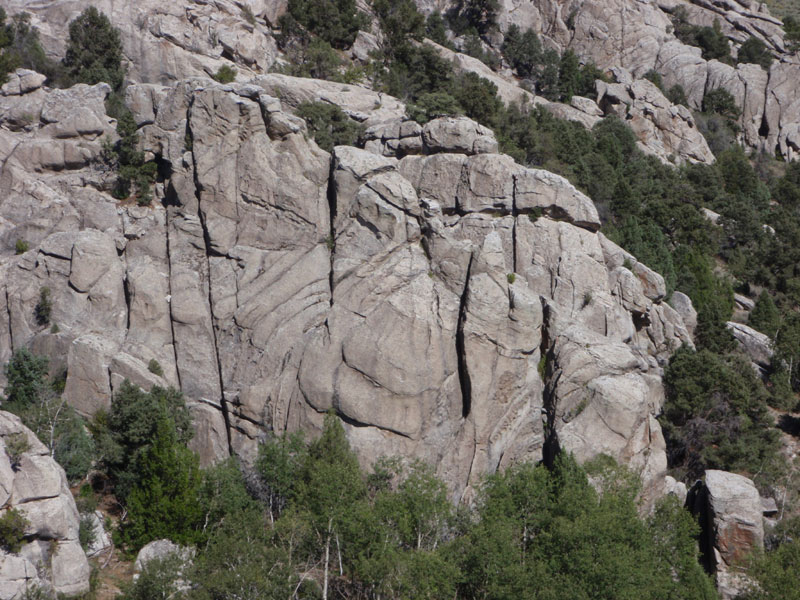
[[2, 1, 800, 598]]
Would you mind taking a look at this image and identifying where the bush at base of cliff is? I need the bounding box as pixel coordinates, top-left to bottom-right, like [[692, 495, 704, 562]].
[[3, 349, 96, 483], [660, 345, 783, 486]]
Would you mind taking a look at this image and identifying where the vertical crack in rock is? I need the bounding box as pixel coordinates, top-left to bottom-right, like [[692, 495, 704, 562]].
[[686, 480, 716, 574], [759, 67, 772, 139], [456, 254, 474, 419], [511, 175, 518, 274], [163, 197, 183, 391], [122, 270, 132, 333], [186, 115, 233, 457], [540, 299, 561, 469], [326, 154, 337, 305], [5, 287, 13, 351]]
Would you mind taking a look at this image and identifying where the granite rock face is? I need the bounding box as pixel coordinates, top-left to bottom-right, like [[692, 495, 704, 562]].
[[1, 74, 695, 504], [688, 470, 765, 599], [0, 412, 90, 599]]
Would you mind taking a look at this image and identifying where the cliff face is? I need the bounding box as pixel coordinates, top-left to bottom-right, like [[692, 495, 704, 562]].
[[0, 68, 692, 501], [3, 0, 796, 498]]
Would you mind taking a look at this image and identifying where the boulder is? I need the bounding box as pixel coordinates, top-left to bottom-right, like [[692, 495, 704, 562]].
[[0, 412, 90, 598], [688, 470, 763, 599], [727, 321, 773, 370], [422, 117, 498, 155]]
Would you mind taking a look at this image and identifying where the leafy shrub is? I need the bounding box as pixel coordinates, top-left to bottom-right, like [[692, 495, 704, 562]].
[[119, 552, 190, 600], [643, 69, 664, 91], [0, 509, 29, 553], [447, 0, 499, 35], [3, 348, 48, 411], [0, 10, 60, 86], [703, 87, 741, 122], [296, 101, 363, 152], [106, 108, 157, 204], [14, 239, 28, 254], [3, 349, 96, 482], [211, 64, 236, 83], [738, 36, 773, 69], [672, 7, 732, 64], [667, 83, 688, 106], [278, 37, 342, 81], [78, 513, 96, 552], [93, 380, 192, 503], [286, 0, 366, 49], [119, 415, 203, 550], [660, 345, 782, 484], [34, 287, 51, 326], [785, 15, 800, 52], [407, 92, 461, 123], [148, 359, 164, 377], [5, 433, 30, 471]]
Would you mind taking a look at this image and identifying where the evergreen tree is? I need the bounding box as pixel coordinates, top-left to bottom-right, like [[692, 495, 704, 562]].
[[62, 6, 125, 90], [120, 415, 203, 550]]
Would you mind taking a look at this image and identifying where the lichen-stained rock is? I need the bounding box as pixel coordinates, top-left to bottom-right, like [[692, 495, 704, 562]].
[[0, 412, 90, 598], [688, 470, 764, 599]]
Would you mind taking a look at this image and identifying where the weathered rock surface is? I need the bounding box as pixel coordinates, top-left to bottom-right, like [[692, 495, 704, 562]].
[[0, 412, 90, 598], [0, 73, 697, 501], [134, 539, 195, 576], [688, 470, 764, 599], [4, 0, 279, 84], [597, 69, 715, 164], [727, 321, 773, 372]]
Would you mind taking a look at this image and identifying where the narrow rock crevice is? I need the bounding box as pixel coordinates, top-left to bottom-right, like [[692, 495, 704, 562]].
[[686, 480, 716, 574], [539, 300, 561, 469], [335, 408, 414, 439], [186, 111, 233, 457], [759, 67, 772, 139], [122, 272, 131, 333], [163, 188, 183, 391], [326, 154, 337, 305], [511, 175, 518, 273], [456, 254, 474, 419]]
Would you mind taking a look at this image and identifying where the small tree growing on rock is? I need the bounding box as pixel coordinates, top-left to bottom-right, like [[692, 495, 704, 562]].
[[63, 6, 125, 90]]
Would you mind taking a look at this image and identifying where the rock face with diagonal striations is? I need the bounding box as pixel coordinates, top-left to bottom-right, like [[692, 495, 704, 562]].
[[0, 70, 695, 505]]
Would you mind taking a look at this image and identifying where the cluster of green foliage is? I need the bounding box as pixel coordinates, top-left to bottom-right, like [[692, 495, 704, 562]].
[[0, 9, 59, 85], [784, 15, 800, 51], [3, 349, 96, 482], [672, 7, 733, 64], [503, 25, 606, 101], [296, 101, 364, 151], [660, 346, 782, 484], [672, 6, 774, 69], [644, 69, 689, 106], [0, 509, 30, 554], [119, 412, 716, 600], [446, 0, 500, 36], [282, 0, 367, 50], [62, 6, 125, 90], [211, 64, 236, 83], [738, 36, 775, 69]]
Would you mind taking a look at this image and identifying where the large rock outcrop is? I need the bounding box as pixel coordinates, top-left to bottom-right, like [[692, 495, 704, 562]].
[[688, 470, 765, 599], [0, 412, 90, 599], [1, 73, 694, 502]]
